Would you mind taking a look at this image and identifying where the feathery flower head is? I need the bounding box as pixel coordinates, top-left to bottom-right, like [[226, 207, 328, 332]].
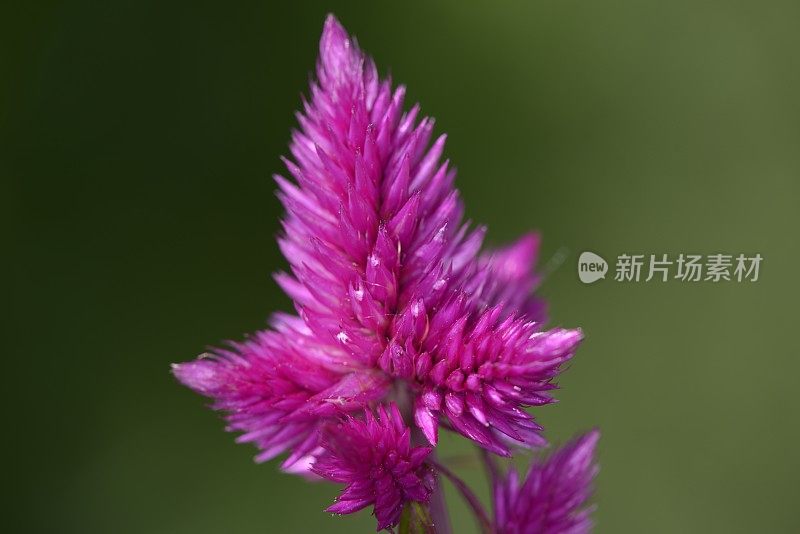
[[313, 404, 433, 531], [173, 12, 582, 474], [172, 13, 600, 533], [493, 430, 600, 534], [170, 315, 386, 472]]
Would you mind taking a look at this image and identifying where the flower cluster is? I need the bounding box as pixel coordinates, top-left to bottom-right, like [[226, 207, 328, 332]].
[[312, 404, 433, 530], [174, 14, 600, 532], [493, 431, 600, 534]]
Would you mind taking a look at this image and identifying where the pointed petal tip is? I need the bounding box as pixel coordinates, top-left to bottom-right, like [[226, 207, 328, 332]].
[[414, 406, 439, 446], [322, 14, 345, 40], [320, 13, 351, 53], [580, 428, 601, 449], [519, 230, 541, 248], [326, 497, 371, 515], [170, 362, 190, 382], [492, 444, 513, 458], [549, 326, 585, 352], [568, 328, 586, 351], [170, 359, 197, 382], [323, 13, 342, 30], [171, 357, 227, 395]]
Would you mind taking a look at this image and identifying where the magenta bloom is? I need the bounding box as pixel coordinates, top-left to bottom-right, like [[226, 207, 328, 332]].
[[493, 430, 600, 534], [173, 13, 600, 533], [171, 320, 379, 470], [174, 12, 582, 470], [313, 404, 433, 530]]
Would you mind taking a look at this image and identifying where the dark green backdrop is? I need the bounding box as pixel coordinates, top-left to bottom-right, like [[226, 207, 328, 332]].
[[5, 1, 799, 532]]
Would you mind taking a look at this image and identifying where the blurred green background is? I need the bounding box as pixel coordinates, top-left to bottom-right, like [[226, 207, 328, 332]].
[[5, 1, 799, 532]]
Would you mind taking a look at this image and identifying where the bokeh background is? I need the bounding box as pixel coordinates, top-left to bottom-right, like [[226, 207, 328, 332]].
[[5, 1, 800, 532]]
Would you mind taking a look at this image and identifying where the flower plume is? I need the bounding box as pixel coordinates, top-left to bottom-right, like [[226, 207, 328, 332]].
[[313, 404, 433, 531], [173, 14, 596, 532], [493, 430, 600, 534]]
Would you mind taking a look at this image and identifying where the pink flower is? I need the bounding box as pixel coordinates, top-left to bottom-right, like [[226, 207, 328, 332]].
[[313, 404, 433, 531], [172, 13, 600, 533], [174, 11, 582, 476], [494, 431, 600, 534]]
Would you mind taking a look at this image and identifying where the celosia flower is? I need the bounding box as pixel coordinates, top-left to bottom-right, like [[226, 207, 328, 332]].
[[171, 317, 385, 471], [493, 430, 600, 534], [313, 404, 433, 531], [173, 13, 583, 474]]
